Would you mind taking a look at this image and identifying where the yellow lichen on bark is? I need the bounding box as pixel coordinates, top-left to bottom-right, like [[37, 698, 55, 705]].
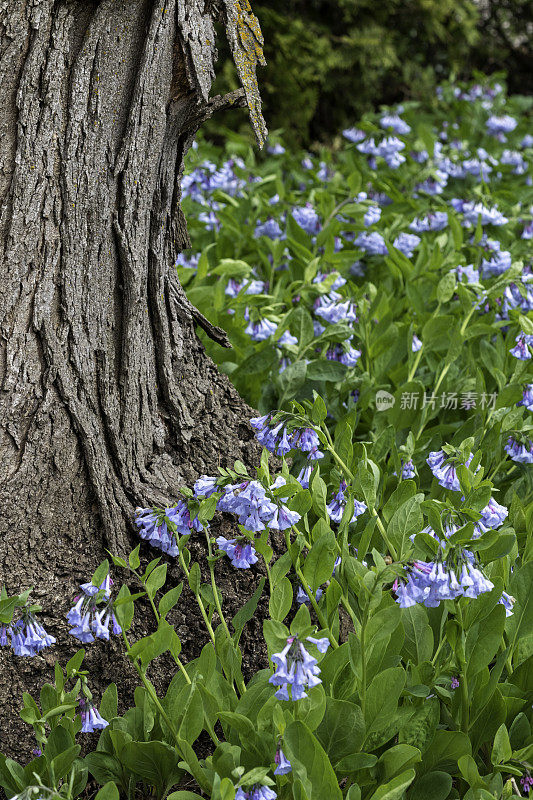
[[224, 0, 268, 147]]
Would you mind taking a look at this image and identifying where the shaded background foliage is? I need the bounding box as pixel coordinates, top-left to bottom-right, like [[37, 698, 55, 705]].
[[210, 0, 533, 146]]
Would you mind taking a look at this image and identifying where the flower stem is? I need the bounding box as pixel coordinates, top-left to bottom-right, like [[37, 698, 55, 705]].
[[134, 570, 192, 685], [456, 605, 469, 734], [205, 532, 247, 696], [178, 551, 217, 645]]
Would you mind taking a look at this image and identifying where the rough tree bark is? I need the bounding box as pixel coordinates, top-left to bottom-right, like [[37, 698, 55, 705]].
[[0, 0, 268, 759]]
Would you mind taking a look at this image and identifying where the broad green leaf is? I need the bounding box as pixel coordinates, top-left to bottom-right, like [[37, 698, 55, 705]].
[[316, 697, 365, 760], [284, 720, 342, 800], [100, 683, 118, 722], [401, 604, 434, 665], [121, 741, 183, 793], [363, 667, 405, 742], [269, 577, 293, 622], [465, 603, 506, 679], [95, 782, 120, 800], [159, 584, 183, 618], [409, 771, 453, 800], [387, 495, 424, 560], [366, 769, 416, 800], [491, 724, 512, 765], [418, 730, 471, 775], [302, 530, 337, 591], [232, 577, 266, 640], [378, 744, 421, 781]]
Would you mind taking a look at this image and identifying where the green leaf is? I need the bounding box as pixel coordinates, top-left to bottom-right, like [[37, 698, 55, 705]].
[[95, 783, 120, 800], [284, 720, 342, 800], [188, 563, 201, 595], [302, 530, 337, 591], [366, 769, 416, 800], [277, 360, 308, 398], [288, 305, 315, 347], [45, 725, 74, 761], [128, 545, 141, 570], [290, 603, 312, 636], [100, 683, 118, 722], [506, 561, 533, 654], [0, 754, 23, 794], [146, 563, 168, 598], [310, 471, 328, 519], [356, 461, 379, 511], [398, 697, 439, 751], [269, 577, 293, 622], [409, 772, 453, 800], [113, 585, 134, 631], [334, 753, 377, 773], [91, 559, 110, 589], [418, 730, 471, 774], [42, 703, 77, 722], [387, 495, 424, 560], [198, 495, 218, 524], [121, 741, 183, 793], [233, 346, 278, 377], [232, 577, 266, 641], [84, 752, 124, 787], [65, 649, 85, 677], [51, 745, 81, 780], [176, 736, 212, 793], [363, 667, 405, 742], [378, 745, 421, 781], [401, 604, 434, 665], [465, 603, 506, 679], [316, 698, 365, 760], [312, 394, 327, 425], [297, 683, 327, 732], [491, 724, 512, 765], [159, 584, 183, 618], [167, 793, 205, 800], [436, 272, 456, 303], [306, 360, 347, 382], [458, 754, 484, 788], [0, 597, 18, 624], [238, 766, 273, 787], [179, 684, 204, 745], [212, 258, 252, 277]]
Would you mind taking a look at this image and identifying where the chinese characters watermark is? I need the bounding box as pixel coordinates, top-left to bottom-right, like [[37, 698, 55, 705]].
[[399, 391, 497, 411]]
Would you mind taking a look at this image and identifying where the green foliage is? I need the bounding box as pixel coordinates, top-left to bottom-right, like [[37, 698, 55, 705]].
[[211, 0, 487, 144], [3, 78, 533, 800]]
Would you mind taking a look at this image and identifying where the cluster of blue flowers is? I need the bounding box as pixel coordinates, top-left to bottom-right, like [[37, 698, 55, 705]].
[[505, 436, 533, 464], [475, 497, 508, 535], [510, 333, 533, 361], [269, 635, 329, 700], [250, 414, 323, 460], [78, 697, 109, 733], [235, 787, 276, 800], [135, 470, 302, 570], [217, 477, 301, 534], [66, 576, 122, 643], [394, 557, 495, 608], [216, 537, 259, 569], [0, 612, 55, 657], [181, 157, 246, 203], [426, 449, 479, 492], [274, 747, 292, 775], [326, 480, 367, 523], [135, 501, 202, 557]]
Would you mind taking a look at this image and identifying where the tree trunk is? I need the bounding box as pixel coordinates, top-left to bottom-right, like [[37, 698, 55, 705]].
[[0, 0, 267, 759]]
